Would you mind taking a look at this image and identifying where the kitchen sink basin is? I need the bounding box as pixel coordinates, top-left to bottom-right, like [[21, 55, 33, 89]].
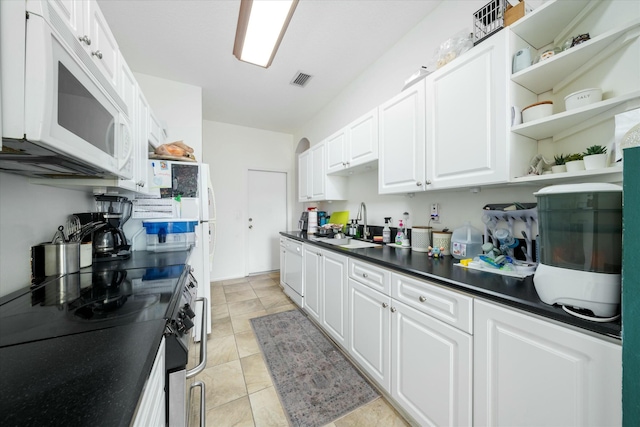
[[313, 237, 381, 249]]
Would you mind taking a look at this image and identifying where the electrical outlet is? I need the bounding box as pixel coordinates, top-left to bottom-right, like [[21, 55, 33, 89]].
[[430, 203, 440, 222]]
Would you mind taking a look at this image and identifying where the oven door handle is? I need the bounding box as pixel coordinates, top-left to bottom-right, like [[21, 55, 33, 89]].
[[188, 380, 206, 427], [186, 297, 208, 379]]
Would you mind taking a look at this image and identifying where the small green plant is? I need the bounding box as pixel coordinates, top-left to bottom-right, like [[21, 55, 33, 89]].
[[583, 144, 607, 155], [553, 154, 568, 165], [566, 153, 584, 162]]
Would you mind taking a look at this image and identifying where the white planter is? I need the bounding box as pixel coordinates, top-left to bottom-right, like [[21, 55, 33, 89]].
[[551, 164, 567, 173], [565, 160, 585, 172], [583, 153, 608, 170]]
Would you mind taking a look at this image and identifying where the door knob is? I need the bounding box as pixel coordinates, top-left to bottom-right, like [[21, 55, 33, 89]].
[[92, 50, 103, 59], [390, 307, 397, 313], [78, 35, 91, 45], [249, 218, 253, 222], [419, 296, 427, 302], [248, 225, 253, 229], [382, 302, 389, 308]]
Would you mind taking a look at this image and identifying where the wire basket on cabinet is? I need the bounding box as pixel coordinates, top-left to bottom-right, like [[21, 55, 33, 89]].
[[473, 0, 505, 45]]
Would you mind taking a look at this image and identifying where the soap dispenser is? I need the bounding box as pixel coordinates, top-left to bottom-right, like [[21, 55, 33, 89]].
[[395, 220, 404, 246]]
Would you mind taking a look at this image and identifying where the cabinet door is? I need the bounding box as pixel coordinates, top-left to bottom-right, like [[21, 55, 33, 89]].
[[474, 299, 622, 427], [297, 150, 311, 202], [48, 0, 84, 36], [348, 108, 378, 167], [148, 111, 164, 148], [86, 0, 119, 90], [117, 55, 140, 192], [303, 245, 323, 323], [310, 142, 326, 199], [279, 240, 286, 287], [391, 300, 472, 427], [378, 80, 426, 194], [321, 250, 348, 348], [348, 278, 391, 391], [426, 30, 508, 189], [326, 130, 347, 174]]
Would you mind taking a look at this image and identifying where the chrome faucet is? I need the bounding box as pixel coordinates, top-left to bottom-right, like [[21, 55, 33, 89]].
[[356, 202, 369, 240]]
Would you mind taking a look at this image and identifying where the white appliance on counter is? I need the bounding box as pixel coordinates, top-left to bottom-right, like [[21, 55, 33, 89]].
[[0, 1, 132, 178], [135, 160, 216, 337]]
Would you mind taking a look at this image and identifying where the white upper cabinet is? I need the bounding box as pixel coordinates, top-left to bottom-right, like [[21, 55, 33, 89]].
[[425, 29, 509, 189], [378, 80, 426, 194], [327, 109, 379, 175], [298, 141, 347, 202], [49, 0, 120, 92]]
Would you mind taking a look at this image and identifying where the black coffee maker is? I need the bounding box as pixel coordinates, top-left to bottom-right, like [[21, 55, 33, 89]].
[[83, 195, 132, 261]]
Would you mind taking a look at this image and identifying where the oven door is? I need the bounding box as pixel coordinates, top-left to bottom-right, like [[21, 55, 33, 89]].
[[168, 297, 208, 427], [22, 11, 132, 179]]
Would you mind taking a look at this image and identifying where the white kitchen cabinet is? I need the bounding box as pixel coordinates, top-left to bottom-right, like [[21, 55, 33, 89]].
[[279, 237, 286, 288], [391, 300, 473, 427], [326, 108, 379, 175], [348, 277, 391, 391], [132, 337, 166, 427], [378, 80, 426, 194], [303, 244, 323, 323], [136, 89, 152, 193], [48, 0, 120, 92], [148, 110, 165, 149], [297, 142, 347, 202], [425, 29, 509, 189], [321, 250, 349, 348], [474, 299, 621, 427]]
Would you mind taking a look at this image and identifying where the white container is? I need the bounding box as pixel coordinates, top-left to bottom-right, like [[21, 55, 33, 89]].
[[411, 226, 432, 252], [450, 222, 483, 260], [564, 88, 602, 110], [432, 231, 452, 256], [522, 101, 553, 123]]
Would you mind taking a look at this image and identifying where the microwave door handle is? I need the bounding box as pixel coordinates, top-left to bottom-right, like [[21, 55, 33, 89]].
[[119, 116, 133, 170]]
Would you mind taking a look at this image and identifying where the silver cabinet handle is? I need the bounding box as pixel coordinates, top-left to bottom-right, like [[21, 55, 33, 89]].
[[186, 297, 208, 378], [78, 35, 91, 45], [188, 381, 206, 427], [92, 50, 103, 59], [390, 307, 397, 313], [416, 181, 422, 186], [419, 296, 427, 302], [249, 218, 253, 222], [426, 180, 432, 185], [249, 225, 253, 229], [382, 302, 389, 308], [362, 273, 368, 278]]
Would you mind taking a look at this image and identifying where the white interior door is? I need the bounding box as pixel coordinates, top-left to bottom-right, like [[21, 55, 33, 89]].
[[247, 170, 287, 275]]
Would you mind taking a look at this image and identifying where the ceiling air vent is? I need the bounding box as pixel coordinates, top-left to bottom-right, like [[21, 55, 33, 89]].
[[290, 71, 312, 88]]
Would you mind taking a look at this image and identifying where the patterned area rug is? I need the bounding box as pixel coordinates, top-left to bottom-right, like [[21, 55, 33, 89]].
[[251, 309, 380, 427]]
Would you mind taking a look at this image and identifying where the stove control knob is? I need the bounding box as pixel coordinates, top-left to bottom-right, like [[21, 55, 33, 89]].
[[183, 304, 196, 319], [181, 316, 194, 332]]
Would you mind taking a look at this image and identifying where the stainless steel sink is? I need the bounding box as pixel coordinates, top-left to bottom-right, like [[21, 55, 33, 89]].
[[313, 237, 381, 249]]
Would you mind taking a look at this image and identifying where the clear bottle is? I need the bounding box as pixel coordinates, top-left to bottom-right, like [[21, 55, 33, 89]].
[[383, 217, 392, 243], [395, 220, 404, 245]]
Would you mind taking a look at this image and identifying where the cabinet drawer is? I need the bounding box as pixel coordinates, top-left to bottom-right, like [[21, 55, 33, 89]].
[[391, 273, 472, 334], [349, 259, 390, 295], [283, 239, 302, 254]]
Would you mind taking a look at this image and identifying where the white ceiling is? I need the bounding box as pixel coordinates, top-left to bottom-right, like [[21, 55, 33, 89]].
[[97, 0, 441, 134]]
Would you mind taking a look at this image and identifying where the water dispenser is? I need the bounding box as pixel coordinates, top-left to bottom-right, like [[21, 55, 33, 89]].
[[533, 183, 622, 319]]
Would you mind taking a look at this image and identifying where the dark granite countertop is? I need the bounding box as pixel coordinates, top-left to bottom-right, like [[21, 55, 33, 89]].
[[281, 231, 621, 340], [0, 250, 194, 426]]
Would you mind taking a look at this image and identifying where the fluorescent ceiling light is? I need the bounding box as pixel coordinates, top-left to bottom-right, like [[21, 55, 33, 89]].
[[233, 0, 299, 68]]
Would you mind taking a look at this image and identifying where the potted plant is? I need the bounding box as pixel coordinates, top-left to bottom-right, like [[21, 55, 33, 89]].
[[565, 153, 585, 172], [583, 144, 608, 170], [552, 154, 568, 173]]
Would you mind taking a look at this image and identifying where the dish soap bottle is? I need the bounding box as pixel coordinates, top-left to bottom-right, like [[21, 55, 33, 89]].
[[383, 217, 392, 243], [395, 220, 405, 246]]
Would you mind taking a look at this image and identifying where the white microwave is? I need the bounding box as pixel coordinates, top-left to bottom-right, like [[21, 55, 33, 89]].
[[0, 1, 132, 179]]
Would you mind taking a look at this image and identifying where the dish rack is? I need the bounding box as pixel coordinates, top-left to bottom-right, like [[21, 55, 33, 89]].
[[481, 207, 537, 262], [472, 0, 505, 45]]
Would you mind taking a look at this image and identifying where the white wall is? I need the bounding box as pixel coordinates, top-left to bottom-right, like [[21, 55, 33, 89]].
[[202, 121, 294, 281], [0, 172, 94, 297], [134, 73, 203, 160]]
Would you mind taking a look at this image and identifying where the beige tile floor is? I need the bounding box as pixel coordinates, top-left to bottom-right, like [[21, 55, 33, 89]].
[[192, 272, 410, 427]]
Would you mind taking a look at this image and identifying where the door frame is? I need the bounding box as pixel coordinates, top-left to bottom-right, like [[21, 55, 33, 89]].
[[245, 167, 289, 276]]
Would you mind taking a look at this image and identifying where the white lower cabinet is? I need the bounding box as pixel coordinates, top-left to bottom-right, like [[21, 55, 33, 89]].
[[321, 250, 349, 348], [303, 244, 323, 323], [390, 295, 472, 427], [348, 278, 391, 391], [474, 299, 622, 427], [133, 337, 166, 427]]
